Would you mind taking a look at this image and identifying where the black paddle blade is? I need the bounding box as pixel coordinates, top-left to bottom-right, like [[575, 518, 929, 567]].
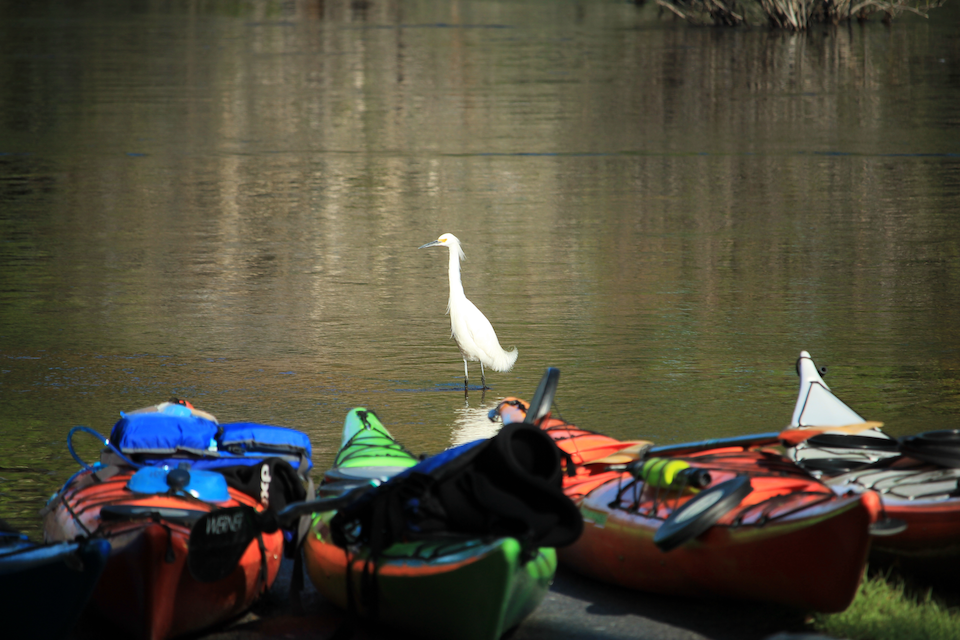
[[187, 506, 260, 583], [654, 475, 753, 552], [524, 368, 560, 425]]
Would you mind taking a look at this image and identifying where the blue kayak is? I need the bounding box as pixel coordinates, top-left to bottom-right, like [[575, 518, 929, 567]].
[[1, 521, 111, 640]]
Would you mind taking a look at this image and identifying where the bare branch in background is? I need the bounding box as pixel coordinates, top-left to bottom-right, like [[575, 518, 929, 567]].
[[656, 0, 947, 29]]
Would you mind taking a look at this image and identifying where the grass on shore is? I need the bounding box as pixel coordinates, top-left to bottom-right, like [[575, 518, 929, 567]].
[[811, 571, 960, 640]]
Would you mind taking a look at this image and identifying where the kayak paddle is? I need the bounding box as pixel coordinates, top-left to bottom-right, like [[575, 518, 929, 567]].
[[778, 421, 885, 447], [523, 367, 560, 426]]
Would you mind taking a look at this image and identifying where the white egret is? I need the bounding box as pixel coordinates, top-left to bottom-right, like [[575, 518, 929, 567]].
[[419, 233, 518, 389]]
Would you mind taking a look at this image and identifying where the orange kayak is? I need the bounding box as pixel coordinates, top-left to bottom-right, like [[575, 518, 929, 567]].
[[492, 393, 878, 613], [43, 466, 282, 640]]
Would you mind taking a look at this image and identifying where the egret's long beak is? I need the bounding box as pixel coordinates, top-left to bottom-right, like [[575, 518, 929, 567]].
[[419, 240, 442, 249]]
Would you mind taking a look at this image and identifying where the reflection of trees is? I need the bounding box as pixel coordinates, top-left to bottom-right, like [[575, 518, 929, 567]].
[[0, 0, 956, 382]]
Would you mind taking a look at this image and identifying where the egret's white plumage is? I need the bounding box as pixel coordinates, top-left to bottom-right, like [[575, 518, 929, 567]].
[[419, 233, 518, 388]]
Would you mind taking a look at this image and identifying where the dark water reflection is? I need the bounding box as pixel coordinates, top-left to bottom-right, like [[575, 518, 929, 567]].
[[1, 0, 959, 535]]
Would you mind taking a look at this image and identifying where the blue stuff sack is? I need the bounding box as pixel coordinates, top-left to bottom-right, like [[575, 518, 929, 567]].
[[110, 404, 221, 458], [218, 422, 313, 474]]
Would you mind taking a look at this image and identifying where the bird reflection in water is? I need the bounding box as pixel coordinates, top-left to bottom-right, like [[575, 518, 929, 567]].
[[450, 403, 502, 447]]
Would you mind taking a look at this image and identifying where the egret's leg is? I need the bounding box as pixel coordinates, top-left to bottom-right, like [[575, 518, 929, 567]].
[[480, 363, 486, 390], [463, 358, 469, 388]]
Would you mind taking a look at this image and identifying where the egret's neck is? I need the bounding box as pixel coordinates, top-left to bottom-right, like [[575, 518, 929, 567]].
[[447, 248, 465, 300]]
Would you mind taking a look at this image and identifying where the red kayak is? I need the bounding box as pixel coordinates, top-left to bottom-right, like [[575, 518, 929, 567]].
[[491, 369, 879, 613], [40, 401, 309, 640], [43, 466, 283, 640]]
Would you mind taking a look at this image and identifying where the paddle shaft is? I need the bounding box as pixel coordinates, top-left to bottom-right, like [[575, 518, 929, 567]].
[[649, 432, 782, 456], [275, 482, 376, 527]]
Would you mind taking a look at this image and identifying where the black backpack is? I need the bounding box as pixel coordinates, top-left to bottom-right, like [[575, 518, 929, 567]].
[[330, 422, 583, 557]]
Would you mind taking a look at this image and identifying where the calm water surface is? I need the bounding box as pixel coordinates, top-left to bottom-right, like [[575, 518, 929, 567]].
[[1, 0, 959, 536]]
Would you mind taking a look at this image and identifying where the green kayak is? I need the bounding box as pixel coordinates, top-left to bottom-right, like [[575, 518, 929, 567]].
[[302, 407, 558, 640], [326, 406, 420, 481]]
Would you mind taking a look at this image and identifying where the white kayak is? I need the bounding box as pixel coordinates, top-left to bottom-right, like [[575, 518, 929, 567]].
[[786, 350, 960, 563]]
